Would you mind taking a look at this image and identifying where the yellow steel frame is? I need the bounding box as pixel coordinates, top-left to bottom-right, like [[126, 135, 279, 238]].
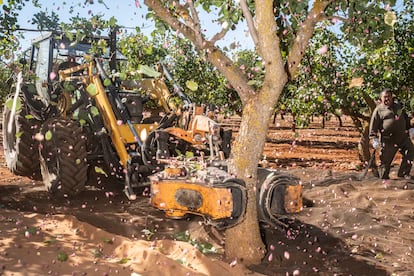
[[58, 59, 159, 168]]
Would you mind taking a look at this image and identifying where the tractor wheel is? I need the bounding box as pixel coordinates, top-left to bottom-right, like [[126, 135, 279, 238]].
[[2, 96, 41, 180], [39, 118, 88, 197]]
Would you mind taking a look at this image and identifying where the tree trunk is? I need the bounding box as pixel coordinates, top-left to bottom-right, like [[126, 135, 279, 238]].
[[225, 93, 276, 265], [357, 120, 373, 165], [335, 113, 343, 127], [291, 113, 297, 132]]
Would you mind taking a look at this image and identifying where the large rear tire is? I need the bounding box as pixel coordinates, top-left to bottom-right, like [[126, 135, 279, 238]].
[[39, 118, 88, 197], [2, 96, 41, 180]]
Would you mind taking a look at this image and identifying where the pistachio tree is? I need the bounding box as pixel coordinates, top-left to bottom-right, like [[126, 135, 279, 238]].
[[285, 1, 414, 164], [142, 0, 400, 265]]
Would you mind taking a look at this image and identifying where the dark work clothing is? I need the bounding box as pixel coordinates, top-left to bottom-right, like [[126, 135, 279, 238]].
[[369, 102, 414, 179]]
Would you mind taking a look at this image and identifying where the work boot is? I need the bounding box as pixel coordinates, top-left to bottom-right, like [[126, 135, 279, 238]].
[[398, 174, 414, 180], [397, 161, 412, 178]]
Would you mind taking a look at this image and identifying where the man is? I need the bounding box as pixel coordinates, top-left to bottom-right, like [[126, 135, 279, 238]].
[[369, 88, 414, 179]]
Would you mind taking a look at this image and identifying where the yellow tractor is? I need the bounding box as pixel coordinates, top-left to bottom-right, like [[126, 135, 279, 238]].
[[2, 32, 302, 229]]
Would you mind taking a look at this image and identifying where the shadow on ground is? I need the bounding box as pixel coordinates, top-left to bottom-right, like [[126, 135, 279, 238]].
[[0, 179, 388, 276]]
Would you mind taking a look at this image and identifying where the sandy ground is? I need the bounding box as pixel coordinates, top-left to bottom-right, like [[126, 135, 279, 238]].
[[1, 116, 414, 275]]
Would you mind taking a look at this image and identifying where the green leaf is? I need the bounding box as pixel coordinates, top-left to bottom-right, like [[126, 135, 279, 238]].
[[103, 78, 112, 87], [65, 31, 73, 41], [119, 257, 130, 264], [175, 259, 185, 265], [410, 98, 414, 111], [5, 98, 22, 112], [138, 65, 161, 78], [384, 11, 397, 27], [174, 231, 190, 242], [119, 72, 127, 80], [383, 71, 392, 80], [185, 151, 195, 158], [108, 16, 117, 27], [15, 131, 24, 138], [57, 252, 68, 262], [185, 80, 198, 91], [44, 238, 57, 245], [87, 84, 97, 96], [26, 226, 37, 235], [102, 237, 113, 244], [45, 130, 53, 141], [92, 248, 103, 258], [63, 81, 76, 92], [90, 106, 100, 116], [94, 166, 108, 177]]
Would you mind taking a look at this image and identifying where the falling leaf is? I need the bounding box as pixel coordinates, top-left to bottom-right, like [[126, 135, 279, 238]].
[[119, 257, 130, 264], [90, 106, 100, 117], [119, 72, 127, 80], [45, 130, 53, 141], [138, 64, 161, 78], [185, 80, 198, 91], [384, 11, 397, 27], [15, 131, 24, 138], [94, 166, 108, 177], [103, 78, 112, 87], [5, 98, 22, 111], [87, 83, 97, 96]]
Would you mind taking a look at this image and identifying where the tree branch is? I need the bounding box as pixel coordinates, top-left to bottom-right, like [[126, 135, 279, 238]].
[[239, 0, 259, 48], [144, 0, 254, 105], [210, 27, 230, 44], [286, 0, 332, 79], [255, 0, 288, 92], [186, 1, 203, 46]]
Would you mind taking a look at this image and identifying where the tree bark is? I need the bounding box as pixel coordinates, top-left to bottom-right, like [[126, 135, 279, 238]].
[[357, 120, 372, 165], [225, 89, 282, 264]]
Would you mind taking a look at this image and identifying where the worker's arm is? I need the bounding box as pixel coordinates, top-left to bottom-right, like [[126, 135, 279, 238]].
[[369, 108, 381, 139]]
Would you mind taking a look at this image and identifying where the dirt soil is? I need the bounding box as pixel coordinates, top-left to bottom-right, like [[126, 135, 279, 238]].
[[1, 116, 413, 276]]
